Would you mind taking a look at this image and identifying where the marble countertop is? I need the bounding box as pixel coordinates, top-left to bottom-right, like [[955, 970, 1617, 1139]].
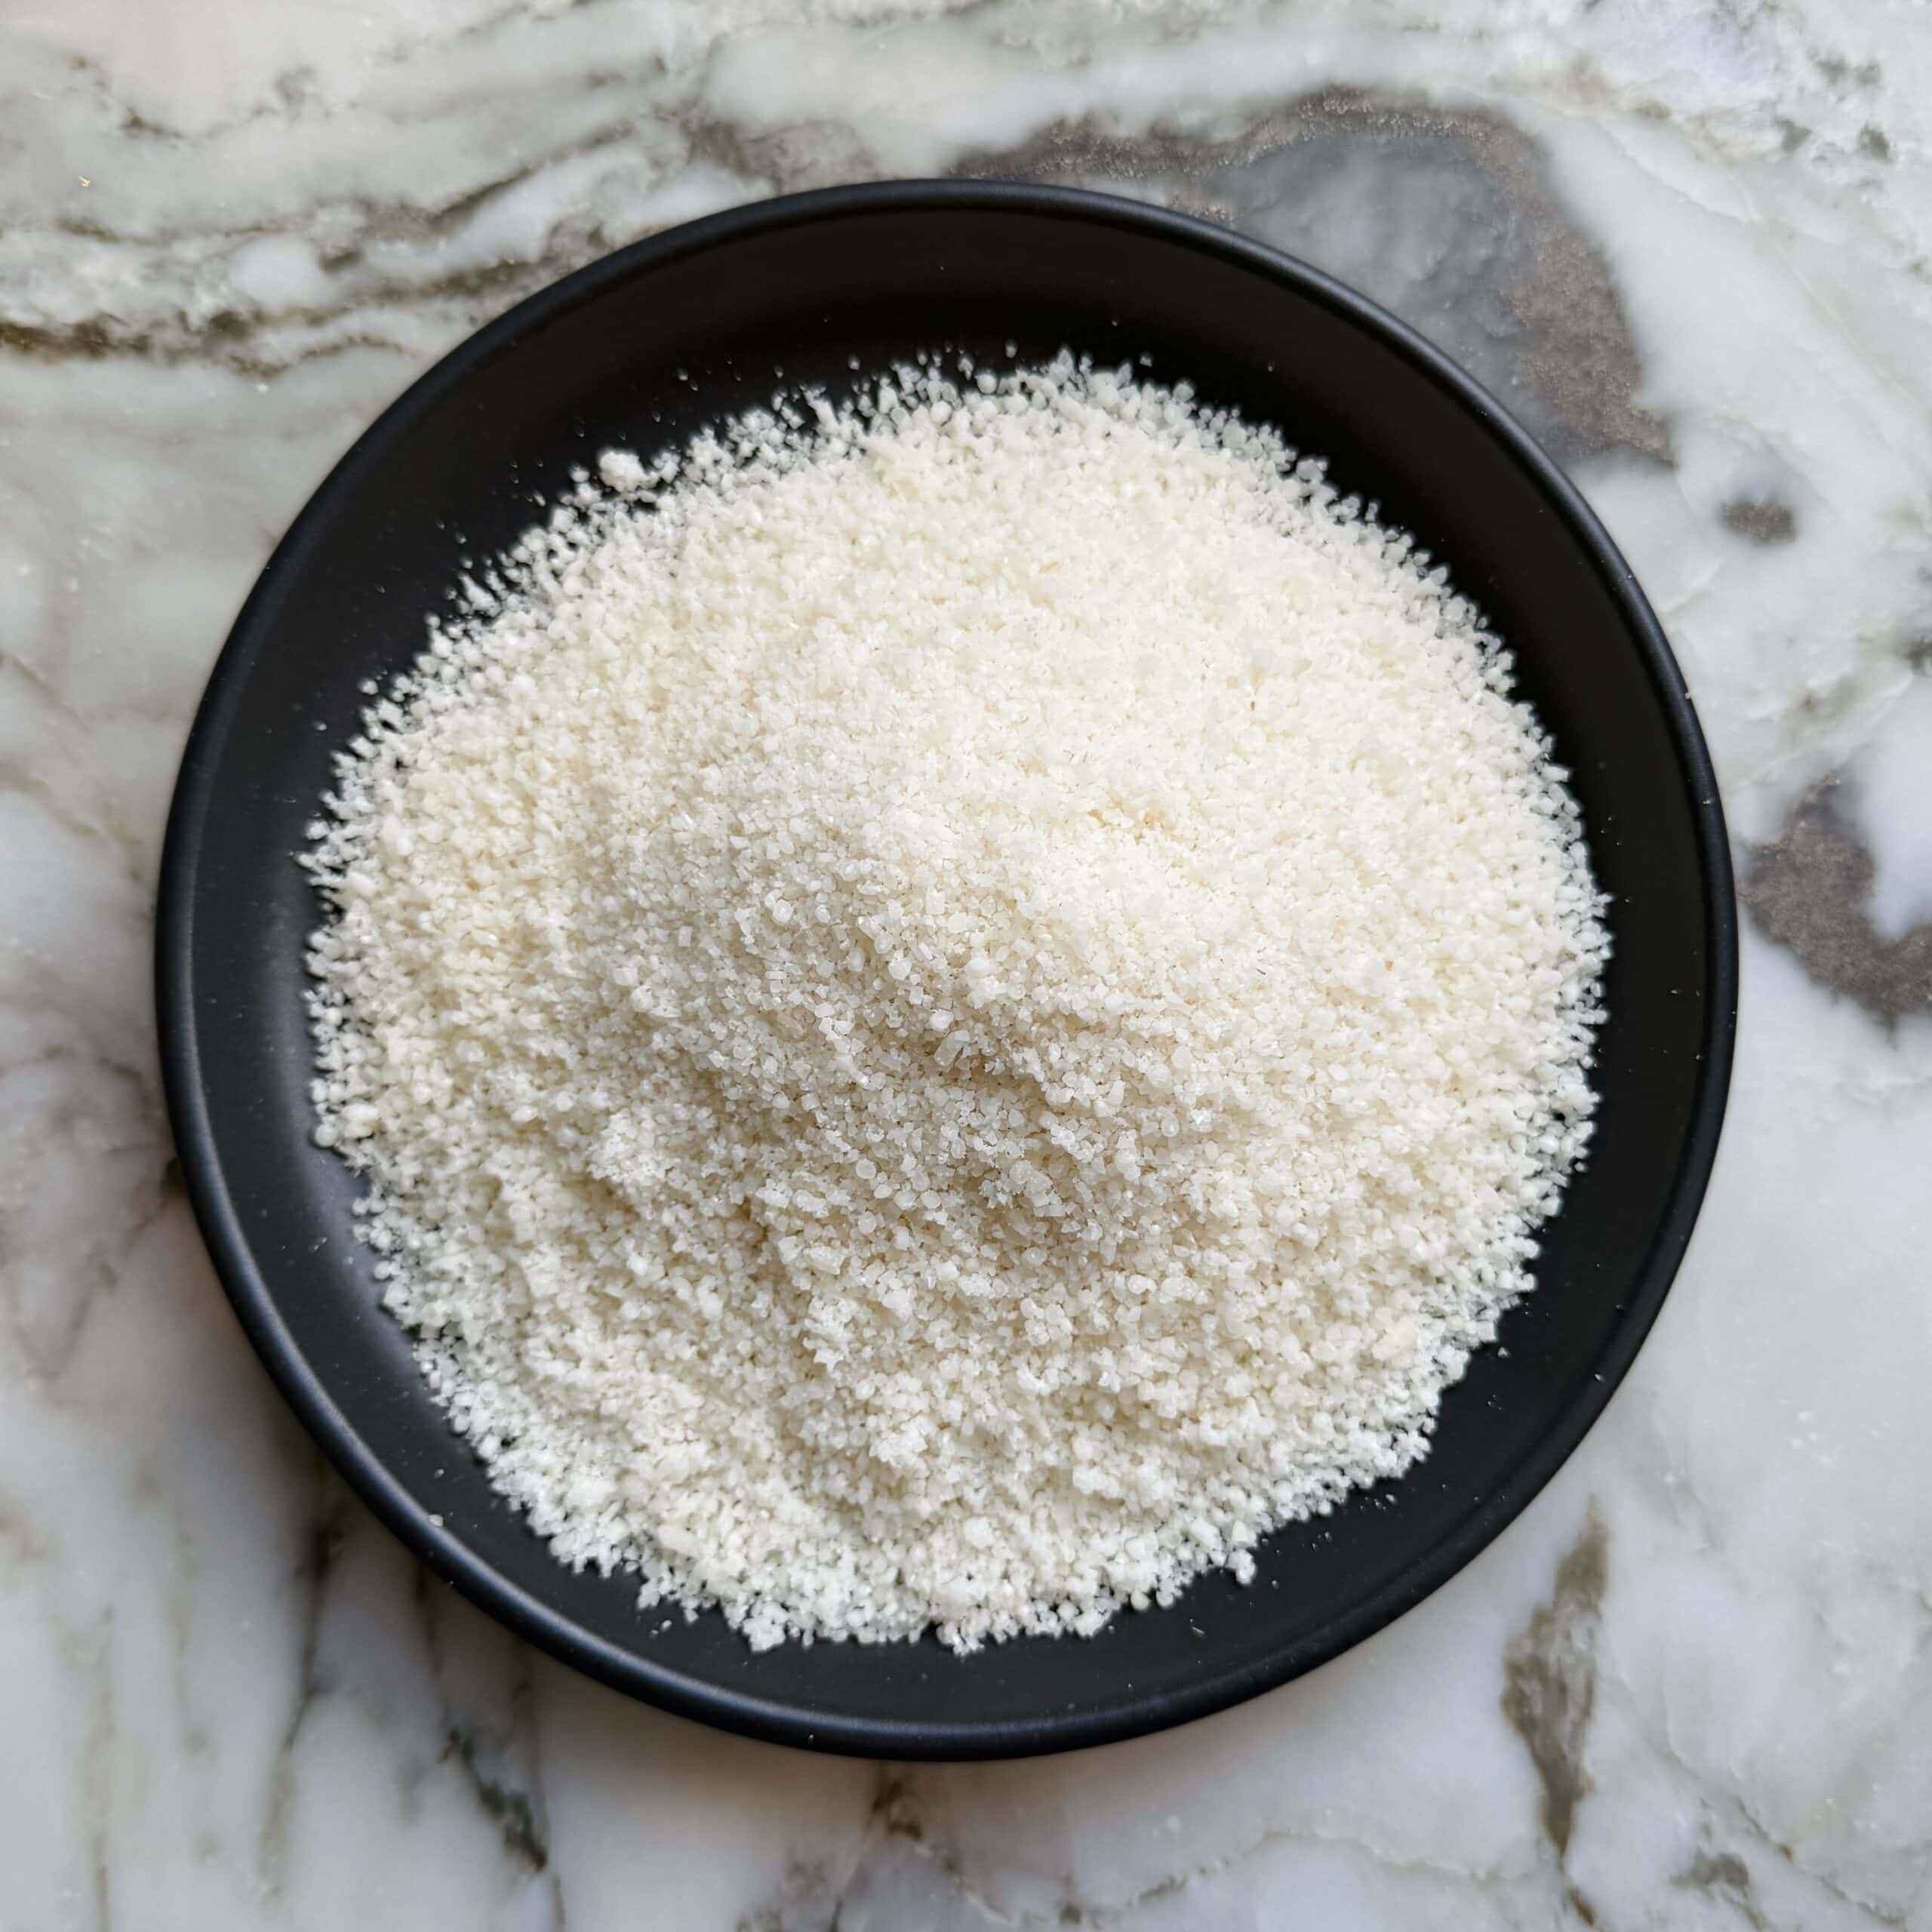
[[4, 2, 1931, 1926]]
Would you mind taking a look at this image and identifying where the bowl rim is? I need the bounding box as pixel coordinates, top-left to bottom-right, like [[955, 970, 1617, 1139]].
[[155, 177, 1739, 1760]]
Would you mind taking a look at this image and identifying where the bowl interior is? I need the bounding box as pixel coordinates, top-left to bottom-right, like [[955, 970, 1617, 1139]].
[[160, 185, 1733, 1758]]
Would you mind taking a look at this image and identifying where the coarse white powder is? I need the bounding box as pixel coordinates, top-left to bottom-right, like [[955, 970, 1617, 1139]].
[[303, 354, 1608, 1652]]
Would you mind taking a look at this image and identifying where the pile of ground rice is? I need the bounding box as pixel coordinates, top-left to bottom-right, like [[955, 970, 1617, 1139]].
[[304, 355, 1608, 1651]]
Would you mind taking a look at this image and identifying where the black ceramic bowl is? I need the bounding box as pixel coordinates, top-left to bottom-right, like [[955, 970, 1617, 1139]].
[[157, 182, 1735, 1758]]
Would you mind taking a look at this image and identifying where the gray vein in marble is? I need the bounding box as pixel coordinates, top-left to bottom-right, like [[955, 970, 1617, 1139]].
[[1720, 495, 1800, 546], [443, 1718, 554, 1874], [260, 1475, 350, 1892], [814, 1760, 1562, 1929], [1675, 1847, 1770, 1929], [0, 1048, 171, 1386], [1701, 1766, 1909, 1929], [959, 88, 1674, 469], [1500, 1510, 1608, 1926], [0, 672, 137, 867], [1743, 780, 1932, 1020], [68, 1606, 114, 1932], [1576, 1591, 1927, 1929], [415, 1542, 574, 1925], [430, 1607, 558, 1897], [0, 114, 712, 368], [855, 1820, 1557, 1930], [0, 69, 1676, 497]]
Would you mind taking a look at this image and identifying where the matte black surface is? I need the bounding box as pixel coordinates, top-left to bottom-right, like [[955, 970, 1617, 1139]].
[[155, 183, 1737, 1759]]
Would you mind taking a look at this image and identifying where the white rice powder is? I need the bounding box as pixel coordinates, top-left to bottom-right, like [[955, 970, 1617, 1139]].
[[303, 355, 1608, 1652]]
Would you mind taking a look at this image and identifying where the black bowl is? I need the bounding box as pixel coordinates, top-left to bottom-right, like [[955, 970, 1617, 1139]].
[[157, 181, 1736, 1758]]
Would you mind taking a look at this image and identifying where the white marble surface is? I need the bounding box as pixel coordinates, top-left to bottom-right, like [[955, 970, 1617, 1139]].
[[4, 1, 1931, 1925]]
